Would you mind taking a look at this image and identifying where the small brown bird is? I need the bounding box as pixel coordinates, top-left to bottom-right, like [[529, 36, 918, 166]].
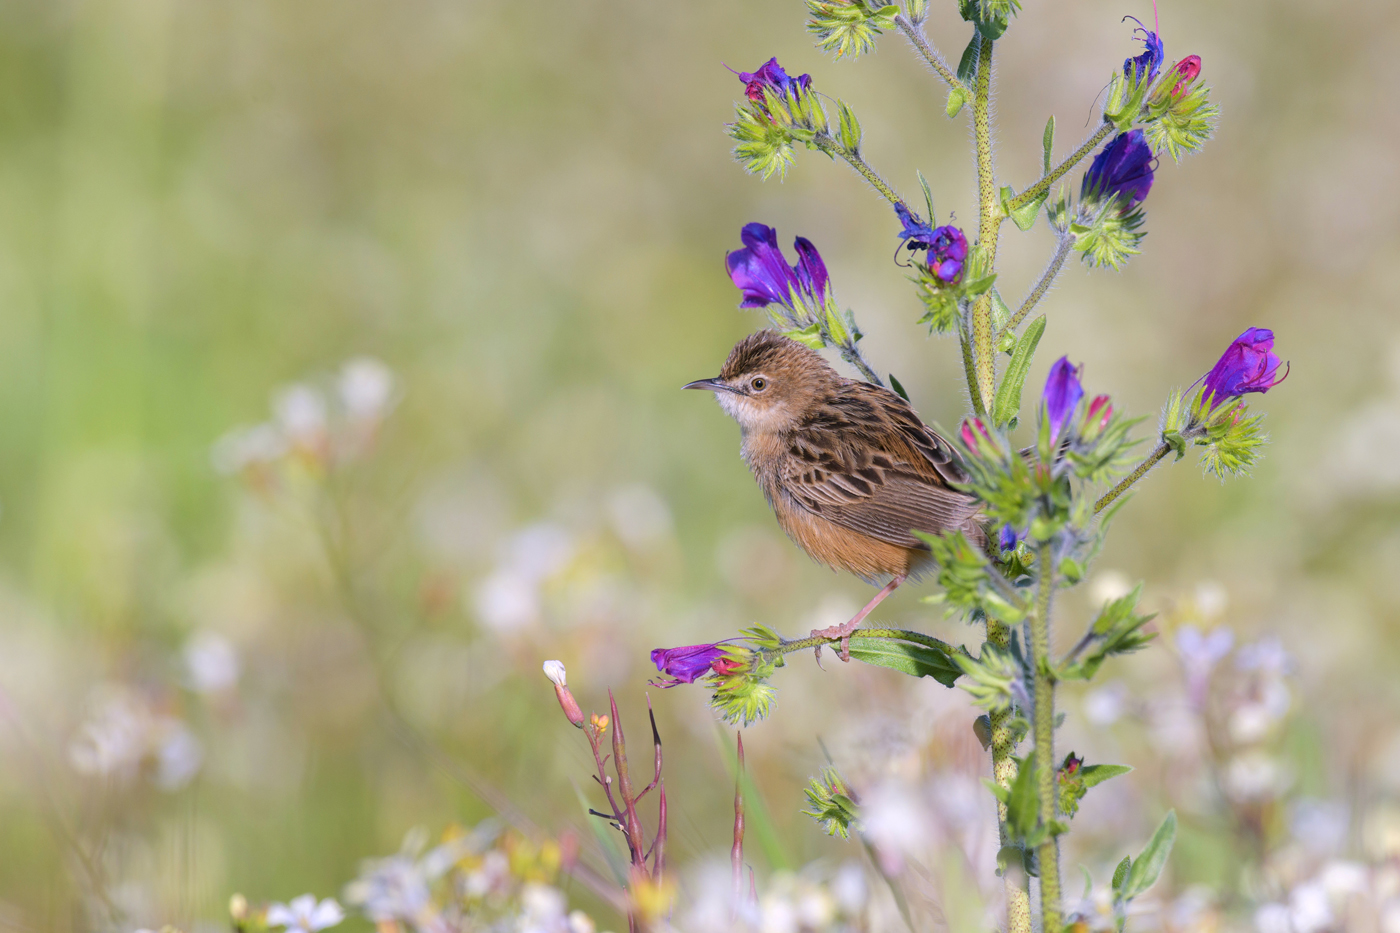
[[685, 330, 984, 659]]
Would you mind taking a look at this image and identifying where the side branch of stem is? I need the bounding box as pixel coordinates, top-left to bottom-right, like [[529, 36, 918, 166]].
[[814, 135, 904, 210], [1094, 441, 1171, 514], [1031, 545, 1063, 930], [997, 232, 1075, 343], [1007, 121, 1113, 213], [893, 15, 968, 95]]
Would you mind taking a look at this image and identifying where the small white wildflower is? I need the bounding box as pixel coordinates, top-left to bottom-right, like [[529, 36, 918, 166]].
[[605, 484, 673, 549], [830, 861, 867, 914], [274, 385, 328, 447], [338, 357, 395, 422], [184, 632, 240, 694], [1089, 570, 1132, 606], [1290, 799, 1349, 855], [266, 894, 344, 933], [543, 660, 567, 686], [1193, 580, 1228, 619], [1236, 637, 1293, 674], [1254, 902, 1290, 933], [154, 723, 203, 790], [1225, 752, 1286, 802], [1288, 881, 1332, 933], [210, 423, 287, 475], [567, 910, 596, 933], [472, 570, 539, 632], [1083, 681, 1129, 726], [1176, 625, 1234, 672]]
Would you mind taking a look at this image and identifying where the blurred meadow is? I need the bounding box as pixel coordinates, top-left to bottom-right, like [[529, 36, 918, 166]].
[[2, 0, 1400, 930]]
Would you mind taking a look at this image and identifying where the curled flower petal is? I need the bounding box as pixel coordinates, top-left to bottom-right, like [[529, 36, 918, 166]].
[[1201, 327, 1288, 410], [725, 223, 833, 320], [1122, 16, 1164, 82], [737, 57, 812, 108], [650, 643, 727, 686]]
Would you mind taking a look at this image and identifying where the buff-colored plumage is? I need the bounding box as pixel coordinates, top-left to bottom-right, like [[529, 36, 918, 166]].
[[687, 331, 984, 605]]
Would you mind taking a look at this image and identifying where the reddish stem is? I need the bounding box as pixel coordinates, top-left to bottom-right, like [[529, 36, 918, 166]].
[[732, 732, 746, 907]]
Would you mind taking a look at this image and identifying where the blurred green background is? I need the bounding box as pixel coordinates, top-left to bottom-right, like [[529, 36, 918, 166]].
[[1, 0, 1398, 929]]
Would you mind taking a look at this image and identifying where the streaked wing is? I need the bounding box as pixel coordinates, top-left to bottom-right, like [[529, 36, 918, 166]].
[[782, 385, 980, 549]]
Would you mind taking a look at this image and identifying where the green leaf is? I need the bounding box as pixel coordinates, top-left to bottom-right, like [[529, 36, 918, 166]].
[[1122, 810, 1176, 899], [1006, 751, 1038, 839], [1079, 763, 1132, 789], [1111, 855, 1132, 897], [1042, 115, 1055, 174], [837, 99, 862, 153], [998, 185, 1015, 216], [946, 85, 968, 118], [1008, 190, 1048, 231], [990, 315, 1045, 427], [783, 323, 826, 349], [962, 273, 997, 297], [955, 32, 978, 84], [889, 372, 910, 401], [847, 636, 962, 687], [917, 170, 936, 225]]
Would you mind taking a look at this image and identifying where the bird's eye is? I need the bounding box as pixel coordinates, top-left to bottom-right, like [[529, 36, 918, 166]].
[[750, 377, 768, 392]]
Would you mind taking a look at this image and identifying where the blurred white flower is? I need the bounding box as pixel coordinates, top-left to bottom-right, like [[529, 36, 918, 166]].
[[1089, 570, 1132, 606], [861, 778, 931, 874], [1287, 880, 1333, 933], [211, 423, 287, 475], [830, 861, 866, 915], [184, 631, 240, 694], [1382, 899, 1400, 933], [566, 910, 595, 933], [1290, 799, 1350, 856], [473, 570, 539, 632], [519, 883, 568, 933], [464, 850, 510, 899], [1176, 624, 1233, 706], [267, 894, 344, 933], [1254, 902, 1291, 933], [504, 523, 575, 584], [338, 357, 395, 422], [67, 690, 203, 791], [345, 828, 473, 932], [274, 384, 329, 448], [606, 484, 673, 549], [1225, 752, 1287, 802], [1229, 677, 1292, 743], [1083, 681, 1130, 726], [1193, 581, 1229, 620]]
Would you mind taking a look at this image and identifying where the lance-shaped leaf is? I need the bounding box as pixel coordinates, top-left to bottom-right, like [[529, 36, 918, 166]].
[[991, 315, 1046, 427], [848, 634, 962, 687], [1121, 810, 1177, 899]]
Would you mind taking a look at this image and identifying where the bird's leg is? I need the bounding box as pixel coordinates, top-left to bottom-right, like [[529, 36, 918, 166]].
[[811, 574, 907, 663]]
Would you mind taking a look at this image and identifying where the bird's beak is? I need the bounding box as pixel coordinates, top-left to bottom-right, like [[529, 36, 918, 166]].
[[682, 377, 736, 393]]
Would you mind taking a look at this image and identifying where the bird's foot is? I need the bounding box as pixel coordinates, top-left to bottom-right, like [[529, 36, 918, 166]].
[[810, 619, 861, 663]]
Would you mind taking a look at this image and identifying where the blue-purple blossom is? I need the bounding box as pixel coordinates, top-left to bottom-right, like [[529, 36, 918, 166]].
[[1122, 17, 1164, 82], [1042, 357, 1085, 440], [998, 524, 1020, 551], [895, 203, 935, 248], [1201, 327, 1288, 410], [738, 57, 812, 108], [926, 226, 969, 284], [726, 223, 831, 314], [1081, 130, 1155, 212], [650, 643, 727, 686]]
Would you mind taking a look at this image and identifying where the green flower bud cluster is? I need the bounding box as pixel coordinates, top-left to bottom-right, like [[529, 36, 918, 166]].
[[806, 0, 898, 60]]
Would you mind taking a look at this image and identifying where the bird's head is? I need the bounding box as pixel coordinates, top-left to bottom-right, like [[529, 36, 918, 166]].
[[684, 330, 839, 435]]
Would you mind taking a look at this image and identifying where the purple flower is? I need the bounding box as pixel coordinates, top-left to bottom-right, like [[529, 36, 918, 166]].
[[998, 524, 1020, 551], [650, 643, 727, 686], [1042, 357, 1085, 440], [726, 223, 831, 314], [895, 203, 936, 248], [1201, 327, 1288, 410], [1122, 16, 1164, 82], [737, 57, 812, 108], [927, 226, 969, 284], [1081, 130, 1155, 212]]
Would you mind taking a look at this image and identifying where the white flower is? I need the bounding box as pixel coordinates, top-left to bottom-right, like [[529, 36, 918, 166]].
[[274, 385, 328, 447], [338, 357, 395, 422], [1089, 570, 1132, 606], [1176, 625, 1234, 672], [605, 484, 673, 549], [345, 829, 472, 930], [542, 660, 567, 686], [1083, 681, 1129, 726], [210, 423, 287, 474], [154, 722, 203, 790], [1254, 902, 1291, 933], [1291, 799, 1350, 856], [1288, 881, 1333, 933], [184, 632, 240, 694], [473, 570, 539, 632], [266, 894, 344, 933], [1236, 637, 1293, 675], [67, 690, 202, 790]]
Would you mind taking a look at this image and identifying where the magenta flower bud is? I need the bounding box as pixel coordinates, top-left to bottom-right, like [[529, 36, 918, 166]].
[[1082, 394, 1113, 437], [1201, 327, 1288, 411], [726, 223, 831, 317], [1042, 357, 1085, 440], [960, 417, 989, 450], [1164, 54, 1202, 95], [650, 643, 727, 687]]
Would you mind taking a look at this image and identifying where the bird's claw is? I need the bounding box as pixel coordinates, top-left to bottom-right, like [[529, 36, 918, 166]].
[[810, 624, 856, 664]]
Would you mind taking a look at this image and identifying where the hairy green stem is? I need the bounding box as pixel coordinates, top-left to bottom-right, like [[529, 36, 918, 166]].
[[960, 329, 986, 417], [814, 135, 904, 210], [1007, 122, 1113, 213], [893, 14, 968, 95], [997, 232, 1076, 344], [1032, 545, 1062, 930], [839, 343, 885, 388], [775, 627, 957, 657], [1094, 441, 1170, 514], [987, 617, 1034, 933], [970, 32, 999, 415]]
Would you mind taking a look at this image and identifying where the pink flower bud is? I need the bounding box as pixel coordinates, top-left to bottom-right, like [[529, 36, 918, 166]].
[[543, 660, 584, 728]]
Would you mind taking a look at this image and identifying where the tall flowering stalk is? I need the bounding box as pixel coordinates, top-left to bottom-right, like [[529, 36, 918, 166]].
[[649, 3, 1279, 932]]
